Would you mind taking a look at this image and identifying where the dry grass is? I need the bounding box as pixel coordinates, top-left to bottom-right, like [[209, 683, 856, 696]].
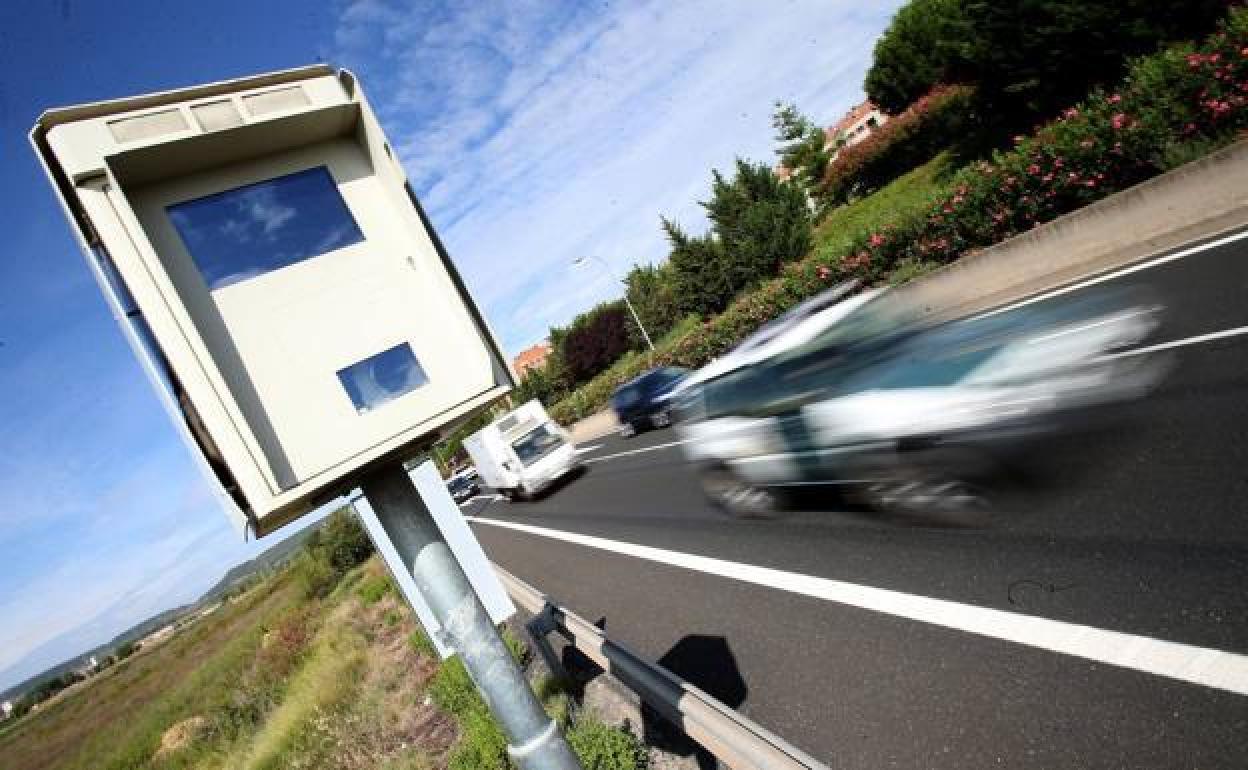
[[0, 575, 297, 770]]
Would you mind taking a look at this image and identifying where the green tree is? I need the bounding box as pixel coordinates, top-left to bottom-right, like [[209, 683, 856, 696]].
[[663, 218, 734, 317], [664, 159, 812, 317], [866, 0, 1235, 121], [865, 0, 970, 114], [624, 263, 682, 341], [704, 159, 812, 285], [772, 101, 831, 191], [960, 0, 1234, 121]]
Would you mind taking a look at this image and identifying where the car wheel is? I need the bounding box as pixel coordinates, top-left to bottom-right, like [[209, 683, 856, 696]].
[[652, 409, 672, 428], [699, 465, 782, 519], [865, 466, 989, 527], [619, 422, 637, 438]]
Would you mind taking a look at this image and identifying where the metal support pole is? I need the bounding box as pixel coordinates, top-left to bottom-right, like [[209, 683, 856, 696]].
[[621, 294, 656, 351], [360, 463, 582, 770]]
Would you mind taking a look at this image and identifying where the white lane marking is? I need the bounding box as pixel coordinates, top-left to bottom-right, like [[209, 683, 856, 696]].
[[581, 438, 693, 465], [467, 517, 1248, 695], [575, 444, 603, 454], [1108, 325, 1248, 358], [977, 227, 1248, 319]]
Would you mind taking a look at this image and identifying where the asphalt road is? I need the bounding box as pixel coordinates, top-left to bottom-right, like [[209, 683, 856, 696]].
[[466, 231, 1248, 768]]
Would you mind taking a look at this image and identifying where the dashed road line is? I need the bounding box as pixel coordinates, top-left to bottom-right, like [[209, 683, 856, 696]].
[[580, 438, 692, 465]]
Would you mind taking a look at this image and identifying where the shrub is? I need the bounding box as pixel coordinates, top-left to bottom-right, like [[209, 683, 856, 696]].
[[554, 300, 638, 386], [819, 83, 975, 207], [840, 8, 1248, 279], [624, 262, 682, 342], [292, 551, 337, 600], [566, 717, 648, 770], [356, 573, 394, 605], [666, 158, 812, 318]]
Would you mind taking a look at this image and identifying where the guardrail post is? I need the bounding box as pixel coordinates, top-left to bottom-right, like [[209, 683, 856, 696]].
[[526, 603, 572, 683], [361, 463, 582, 770]]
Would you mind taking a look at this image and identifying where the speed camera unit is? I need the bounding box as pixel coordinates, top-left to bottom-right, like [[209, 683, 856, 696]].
[[31, 66, 514, 537]]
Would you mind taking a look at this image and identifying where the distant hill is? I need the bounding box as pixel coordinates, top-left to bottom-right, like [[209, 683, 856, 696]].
[[0, 521, 320, 705]]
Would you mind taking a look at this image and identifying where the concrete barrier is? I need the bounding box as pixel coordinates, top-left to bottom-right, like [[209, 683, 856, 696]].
[[894, 138, 1248, 320]]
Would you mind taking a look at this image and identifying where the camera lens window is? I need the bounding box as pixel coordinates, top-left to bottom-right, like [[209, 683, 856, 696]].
[[337, 342, 428, 414]]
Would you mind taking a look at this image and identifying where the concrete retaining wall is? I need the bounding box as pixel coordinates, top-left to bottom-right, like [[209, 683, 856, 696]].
[[894, 139, 1248, 319]]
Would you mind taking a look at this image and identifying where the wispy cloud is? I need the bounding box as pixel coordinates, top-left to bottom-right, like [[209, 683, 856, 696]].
[[335, 0, 902, 355]]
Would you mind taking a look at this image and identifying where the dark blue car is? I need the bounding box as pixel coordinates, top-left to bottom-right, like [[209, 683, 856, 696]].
[[611, 366, 689, 437]]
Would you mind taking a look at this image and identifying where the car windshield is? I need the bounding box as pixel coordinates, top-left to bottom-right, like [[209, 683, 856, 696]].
[[511, 424, 564, 466]]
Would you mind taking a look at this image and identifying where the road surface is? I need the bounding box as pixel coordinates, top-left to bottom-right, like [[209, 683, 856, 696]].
[[465, 231, 1248, 768]]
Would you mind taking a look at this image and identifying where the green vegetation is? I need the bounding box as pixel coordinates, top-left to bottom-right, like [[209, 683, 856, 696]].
[[549, 154, 953, 423], [865, 0, 1234, 123], [1, 533, 647, 770], [549, 5, 1248, 426]]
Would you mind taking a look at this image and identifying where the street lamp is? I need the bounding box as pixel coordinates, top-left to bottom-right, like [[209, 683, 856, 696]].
[[572, 255, 655, 351]]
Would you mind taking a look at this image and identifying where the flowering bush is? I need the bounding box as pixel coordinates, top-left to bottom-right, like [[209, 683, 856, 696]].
[[819, 84, 975, 207], [838, 8, 1248, 279]]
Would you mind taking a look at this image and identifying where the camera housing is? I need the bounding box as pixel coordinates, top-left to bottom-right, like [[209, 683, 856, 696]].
[[32, 66, 514, 537]]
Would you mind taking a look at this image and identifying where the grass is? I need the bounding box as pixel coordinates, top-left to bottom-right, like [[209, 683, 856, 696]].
[[812, 150, 956, 260], [1, 554, 647, 770]]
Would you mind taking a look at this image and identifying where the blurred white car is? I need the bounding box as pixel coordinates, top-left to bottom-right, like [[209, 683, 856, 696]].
[[674, 283, 1167, 523]]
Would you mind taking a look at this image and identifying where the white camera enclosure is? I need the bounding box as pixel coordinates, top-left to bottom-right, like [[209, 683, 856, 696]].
[[31, 66, 513, 537]]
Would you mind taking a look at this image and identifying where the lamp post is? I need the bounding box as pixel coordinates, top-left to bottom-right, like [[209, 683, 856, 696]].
[[572, 255, 655, 351]]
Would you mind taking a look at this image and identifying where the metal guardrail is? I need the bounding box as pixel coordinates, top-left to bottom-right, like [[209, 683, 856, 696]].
[[494, 565, 831, 770]]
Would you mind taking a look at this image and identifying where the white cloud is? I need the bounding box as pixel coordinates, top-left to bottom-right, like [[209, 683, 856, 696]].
[[334, 0, 903, 355]]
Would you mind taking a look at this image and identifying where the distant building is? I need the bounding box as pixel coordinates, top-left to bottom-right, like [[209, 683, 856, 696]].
[[513, 342, 552, 376], [2, 700, 13, 718], [826, 100, 888, 157], [773, 99, 889, 181]]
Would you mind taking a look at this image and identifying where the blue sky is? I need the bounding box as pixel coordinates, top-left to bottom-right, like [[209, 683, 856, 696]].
[[0, 0, 900, 691]]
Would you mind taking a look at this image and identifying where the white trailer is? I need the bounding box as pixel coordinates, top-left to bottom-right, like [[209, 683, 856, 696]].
[[463, 401, 580, 500]]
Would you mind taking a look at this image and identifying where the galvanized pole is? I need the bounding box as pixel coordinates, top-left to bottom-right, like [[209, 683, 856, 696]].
[[360, 463, 582, 770]]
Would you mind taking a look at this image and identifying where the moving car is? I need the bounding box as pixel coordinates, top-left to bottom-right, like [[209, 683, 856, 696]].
[[463, 400, 581, 501], [446, 467, 480, 503], [611, 366, 690, 437], [673, 283, 1167, 523]]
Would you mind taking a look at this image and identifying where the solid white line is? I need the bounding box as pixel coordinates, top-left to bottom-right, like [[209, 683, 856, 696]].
[[575, 444, 603, 454], [467, 516, 1248, 695], [1108, 326, 1248, 358], [978, 227, 1248, 319], [582, 438, 692, 465]]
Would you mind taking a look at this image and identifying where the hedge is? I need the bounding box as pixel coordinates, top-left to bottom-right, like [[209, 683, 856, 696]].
[[819, 83, 975, 207]]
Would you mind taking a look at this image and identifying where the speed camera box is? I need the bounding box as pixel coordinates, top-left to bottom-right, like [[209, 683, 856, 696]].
[[31, 66, 514, 537]]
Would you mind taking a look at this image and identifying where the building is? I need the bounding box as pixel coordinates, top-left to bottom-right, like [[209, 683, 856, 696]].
[[825, 100, 888, 156], [773, 99, 889, 180], [2, 700, 13, 719], [512, 342, 552, 376]]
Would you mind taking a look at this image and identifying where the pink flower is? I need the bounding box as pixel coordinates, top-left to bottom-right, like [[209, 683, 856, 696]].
[[1111, 113, 1129, 130], [816, 266, 832, 280], [1084, 179, 1097, 188], [1013, 135, 1026, 144], [1053, 157, 1065, 169], [1067, 172, 1079, 181], [1063, 107, 1079, 119], [868, 233, 886, 247], [1241, 47, 1248, 57], [1108, 94, 1122, 104], [1027, 163, 1041, 175]]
